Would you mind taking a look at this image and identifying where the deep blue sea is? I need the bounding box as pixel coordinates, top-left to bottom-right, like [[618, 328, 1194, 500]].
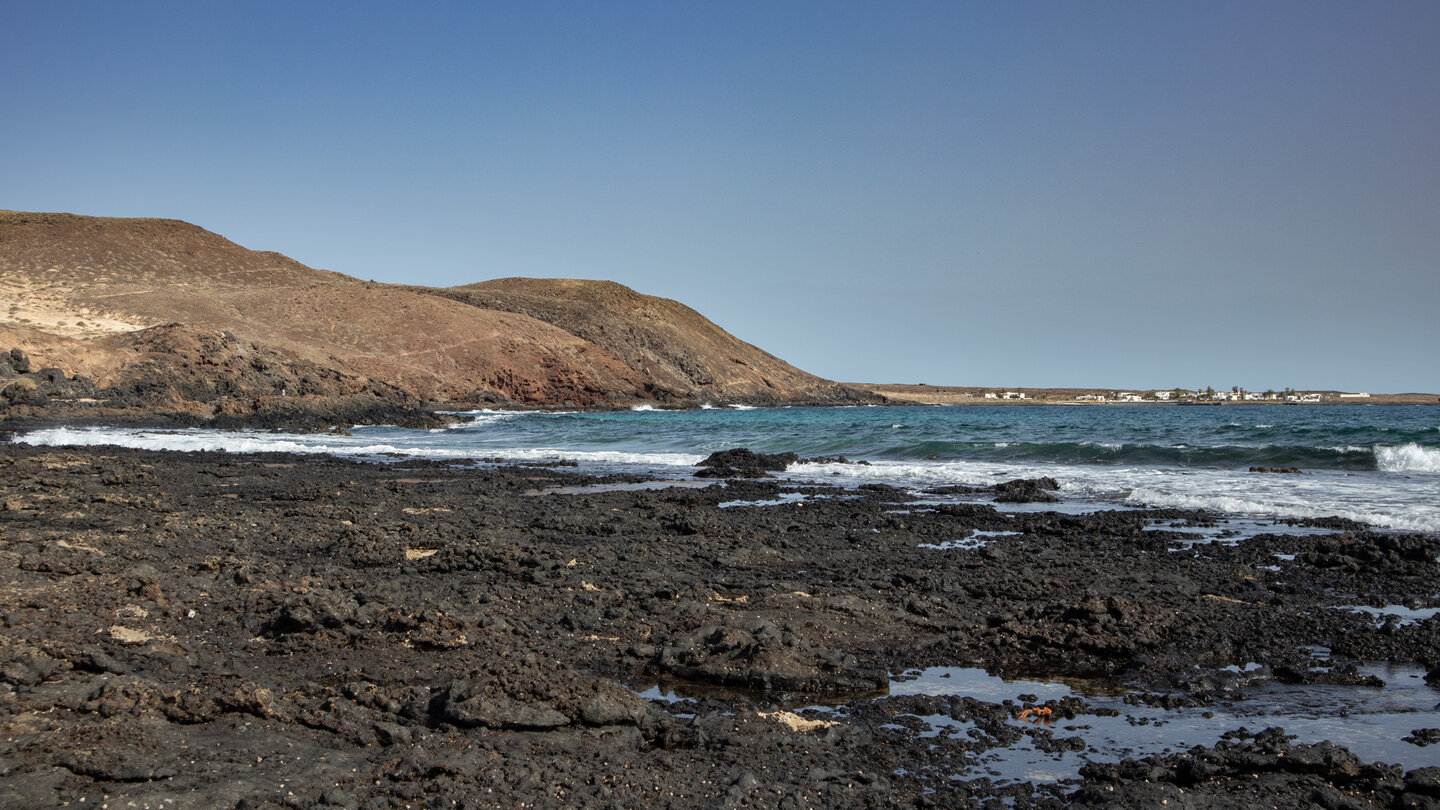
[[20, 404, 1440, 533]]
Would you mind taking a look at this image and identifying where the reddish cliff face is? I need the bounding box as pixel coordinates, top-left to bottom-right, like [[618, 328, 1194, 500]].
[[0, 211, 875, 417]]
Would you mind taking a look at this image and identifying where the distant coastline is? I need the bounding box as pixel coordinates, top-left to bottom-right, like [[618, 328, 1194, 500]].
[[852, 384, 1439, 407]]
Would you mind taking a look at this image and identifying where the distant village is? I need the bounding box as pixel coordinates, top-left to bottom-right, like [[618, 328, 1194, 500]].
[[856, 383, 1436, 407], [981, 388, 1369, 403]]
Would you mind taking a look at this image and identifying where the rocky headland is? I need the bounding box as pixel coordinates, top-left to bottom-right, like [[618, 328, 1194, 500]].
[[1, 211, 878, 430]]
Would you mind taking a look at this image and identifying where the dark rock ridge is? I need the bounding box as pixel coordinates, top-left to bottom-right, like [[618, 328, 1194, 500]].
[[0, 345, 444, 432]]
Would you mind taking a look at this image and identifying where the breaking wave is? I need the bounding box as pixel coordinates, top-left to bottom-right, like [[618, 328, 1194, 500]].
[[15, 405, 1440, 534], [1375, 443, 1440, 474]]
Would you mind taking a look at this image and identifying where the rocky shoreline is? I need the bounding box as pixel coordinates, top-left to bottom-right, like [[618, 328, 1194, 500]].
[[3, 440, 1440, 808]]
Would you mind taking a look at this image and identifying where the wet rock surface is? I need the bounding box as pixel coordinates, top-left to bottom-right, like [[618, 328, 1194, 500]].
[[1071, 727, 1437, 809], [695, 447, 800, 478], [2, 442, 1438, 807]]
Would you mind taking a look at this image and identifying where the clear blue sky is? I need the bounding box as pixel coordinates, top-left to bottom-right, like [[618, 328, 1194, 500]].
[[5, 2, 1438, 393]]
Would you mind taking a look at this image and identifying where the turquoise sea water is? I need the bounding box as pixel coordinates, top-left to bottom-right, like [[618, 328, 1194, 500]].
[[19, 404, 1440, 532]]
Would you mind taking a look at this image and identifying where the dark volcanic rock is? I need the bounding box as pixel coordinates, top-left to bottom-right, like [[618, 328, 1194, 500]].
[[435, 680, 573, 730], [992, 476, 1061, 503], [797, 455, 870, 466], [1071, 727, 1420, 809], [1, 378, 48, 407], [695, 447, 799, 478], [657, 621, 888, 694], [1405, 728, 1440, 747], [1251, 465, 1303, 474], [2, 441, 1438, 808]]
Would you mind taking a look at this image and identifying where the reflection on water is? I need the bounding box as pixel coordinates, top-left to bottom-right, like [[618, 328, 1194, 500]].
[[887, 664, 1440, 785]]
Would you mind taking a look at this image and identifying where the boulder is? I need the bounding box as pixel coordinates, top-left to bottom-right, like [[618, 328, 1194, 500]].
[[695, 448, 799, 479], [993, 477, 1061, 503], [1, 378, 48, 407]]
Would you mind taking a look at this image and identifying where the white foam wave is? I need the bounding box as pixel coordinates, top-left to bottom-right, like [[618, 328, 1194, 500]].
[[15, 427, 707, 470], [1376, 444, 1440, 474], [782, 460, 1007, 490], [1322, 445, 1372, 454], [17, 427, 465, 458], [485, 447, 704, 467], [630, 404, 658, 412], [1122, 486, 1438, 534], [450, 411, 524, 428], [784, 457, 1440, 533], [20, 421, 1440, 535], [727, 404, 756, 410]]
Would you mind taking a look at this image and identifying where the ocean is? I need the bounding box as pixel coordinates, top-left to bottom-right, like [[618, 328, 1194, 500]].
[[18, 404, 1440, 534]]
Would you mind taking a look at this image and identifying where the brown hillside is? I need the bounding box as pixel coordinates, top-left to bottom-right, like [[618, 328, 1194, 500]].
[[2, 211, 867, 417], [426, 278, 871, 405]]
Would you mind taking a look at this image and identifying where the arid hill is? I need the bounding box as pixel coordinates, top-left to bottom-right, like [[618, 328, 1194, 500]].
[[0, 211, 875, 424], [419, 278, 864, 405]]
